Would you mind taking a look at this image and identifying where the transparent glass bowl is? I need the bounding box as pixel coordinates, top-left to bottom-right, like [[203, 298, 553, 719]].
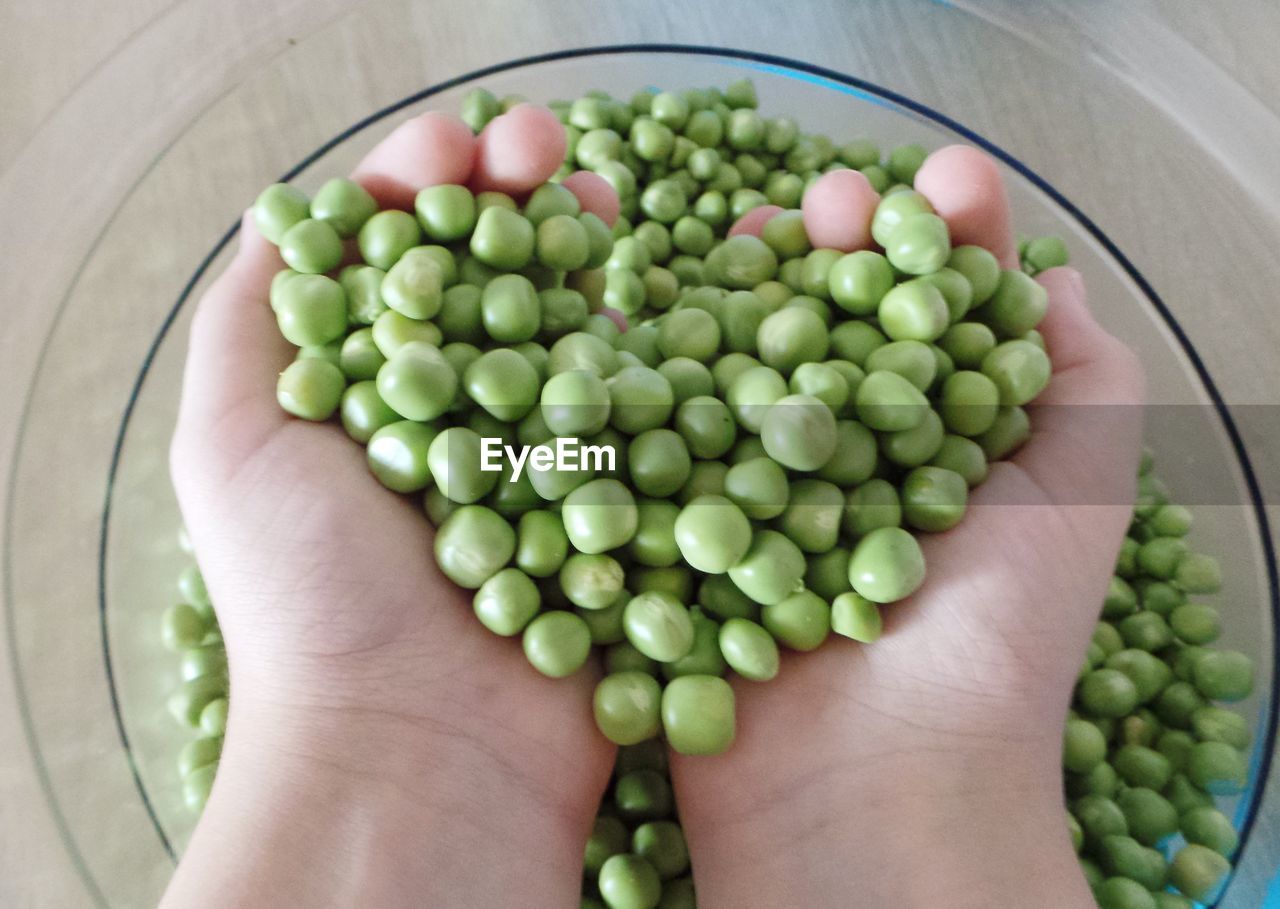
[[4, 46, 1275, 907]]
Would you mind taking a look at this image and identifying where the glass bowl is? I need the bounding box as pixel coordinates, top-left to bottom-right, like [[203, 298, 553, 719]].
[[4, 45, 1275, 907]]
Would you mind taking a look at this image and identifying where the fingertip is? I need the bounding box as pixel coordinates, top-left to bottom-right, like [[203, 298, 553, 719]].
[[800, 169, 879, 251], [561, 170, 620, 226], [727, 204, 784, 238], [470, 103, 566, 196], [914, 145, 1017, 268], [351, 111, 476, 210]]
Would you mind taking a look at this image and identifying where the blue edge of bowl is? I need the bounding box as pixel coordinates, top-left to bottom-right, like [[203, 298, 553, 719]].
[[3, 42, 1273, 908]]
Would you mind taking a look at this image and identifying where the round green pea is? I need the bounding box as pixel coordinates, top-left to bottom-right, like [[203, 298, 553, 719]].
[[434, 505, 515, 588], [760, 394, 837, 471], [522, 610, 592, 678], [623, 591, 695, 663], [848, 526, 926, 603], [729, 530, 806, 606], [661, 674, 735, 756], [376, 341, 457, 421], [473, 568, 541, 636], [673, 495, 752, 574], [562, 479, 639, 554]]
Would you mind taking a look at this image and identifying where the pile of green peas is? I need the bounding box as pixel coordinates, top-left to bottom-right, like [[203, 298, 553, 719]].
[[161, 527, 227, 814], [1069, 451, 1255, 909], [156, 79, 1252, 909]]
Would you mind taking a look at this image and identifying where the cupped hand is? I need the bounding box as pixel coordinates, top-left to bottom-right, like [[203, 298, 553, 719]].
[[673, 148, 1145, 908], [165, 108, 611, 908]]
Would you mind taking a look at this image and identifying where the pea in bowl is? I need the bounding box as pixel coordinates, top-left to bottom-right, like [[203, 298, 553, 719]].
[[3, 47, 1274, 907]]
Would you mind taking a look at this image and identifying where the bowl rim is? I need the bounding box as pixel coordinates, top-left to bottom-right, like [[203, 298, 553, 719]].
[[4, 41, 1274, 903]]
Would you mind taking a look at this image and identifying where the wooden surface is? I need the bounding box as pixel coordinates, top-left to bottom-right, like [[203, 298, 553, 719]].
[[2, 1, 1278, 905]]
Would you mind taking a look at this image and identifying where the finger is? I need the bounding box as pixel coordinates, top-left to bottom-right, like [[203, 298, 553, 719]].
[[560, 170, 620, 227], [173, 211, 292, 473], [727, 204, 784, 238], [469, 103, 566, 197], [894, 268, 1143, 636], [1014, 266, 1146, 510], [350, 111, 476, 210], [800, 169, 879, 251], [913, 145, 1018, 268]]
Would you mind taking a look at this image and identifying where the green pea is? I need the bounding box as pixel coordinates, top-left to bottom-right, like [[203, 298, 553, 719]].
[[308, 177, 376, 238], [761, 590, 831, 652], [887, 143, 927, 183], [367, 420, 437, 493], [1024, 235, 1070, 273], [672, 396, 736, 459], [1114, 744, 1173, 790], [1192, 649, 1254, 701], [918, 266, 974, 322], [180, 644, 227, 682], [168, 675, 227, 727], [1168, 844, 1231, 903], [632, 820, 689, 881], [662, 609, 728, 680], [338, 380, 399, 443], [760, 209, 811, 259], [376, 341, 457, 421], [358, 209, 422, 270], [1098, 835, 1168, 891], [559, 552, 625, 611], [1114, 787, 1178, 847], [976, 405, 1031, 460], [841, 479, 900, 538], [434, 505, 515, 588], [472, 567, 541, 636], [947, 245, 1001, 305], [629, 429, 691, 498], [1174, 552, 1222, 594], [626, 498, 681, 568], [409, 183, 475, 241], [182, 762, 218, 812], [981, 339, 1051, 406], [825, 250, 893, 317], [469, 206, 535, 271], [161, 603, 208, 651], [870, 189, 933, 247], [900, 466, 968, 533], [598, 854, 662, 909], [847, 526, 926, 603], [607, 366, 674, 435], [984, 269, 1048, 336], [586, 815, 630, 877], [424, 427, 495, 504], [522, 610, 592, 678], [760, 394, 837, 471], [855, 370, 928, 432], [657, 308, 721, 362], [253, 183, 310, 244], [511, 510, 567, 579], [623, 591, 695, 663], [593, 671, 662, 745], [704, 234, 778, 290], [756, 307, 829, 374], [672, 494, 752, 574], [541, 369, 611, 437], [1106, 649, 1173, 703], [1094, 877, 1157, 909], [884, 212, 951, 276], [938, 370, 999, 437], [718, 617, 779, 681], [562, 479, 639, 554], [274, 274, 348, 347], [1187, 740, 1246, 795], [877, 278, 949, 343], [1080, 667, 1141, 718], [728, 530, 806, 606], [1180, 806, 1239, 857], [662, 674, 735, 756]]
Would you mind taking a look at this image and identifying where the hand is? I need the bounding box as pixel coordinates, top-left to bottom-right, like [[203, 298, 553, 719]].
[[164, 110, 612, 908], [670, 147, 1145, 908]]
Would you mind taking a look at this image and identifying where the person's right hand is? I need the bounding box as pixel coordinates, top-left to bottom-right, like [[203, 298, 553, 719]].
[[670, 147, 1145, 908], [165, 107, 614, 909]]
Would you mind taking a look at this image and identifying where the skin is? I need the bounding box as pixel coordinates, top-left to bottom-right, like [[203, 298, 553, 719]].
[[163, 107, 613, 909], [165, 109, 1143, 908], [672, 154, 1144, 908]]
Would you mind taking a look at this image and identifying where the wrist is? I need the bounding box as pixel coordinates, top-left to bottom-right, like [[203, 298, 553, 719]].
[[676, 745, 1091, 909], [164, 695, 595, 908]]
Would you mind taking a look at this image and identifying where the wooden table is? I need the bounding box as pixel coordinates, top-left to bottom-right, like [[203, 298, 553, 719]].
[[3, 1, 1277, 905]]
